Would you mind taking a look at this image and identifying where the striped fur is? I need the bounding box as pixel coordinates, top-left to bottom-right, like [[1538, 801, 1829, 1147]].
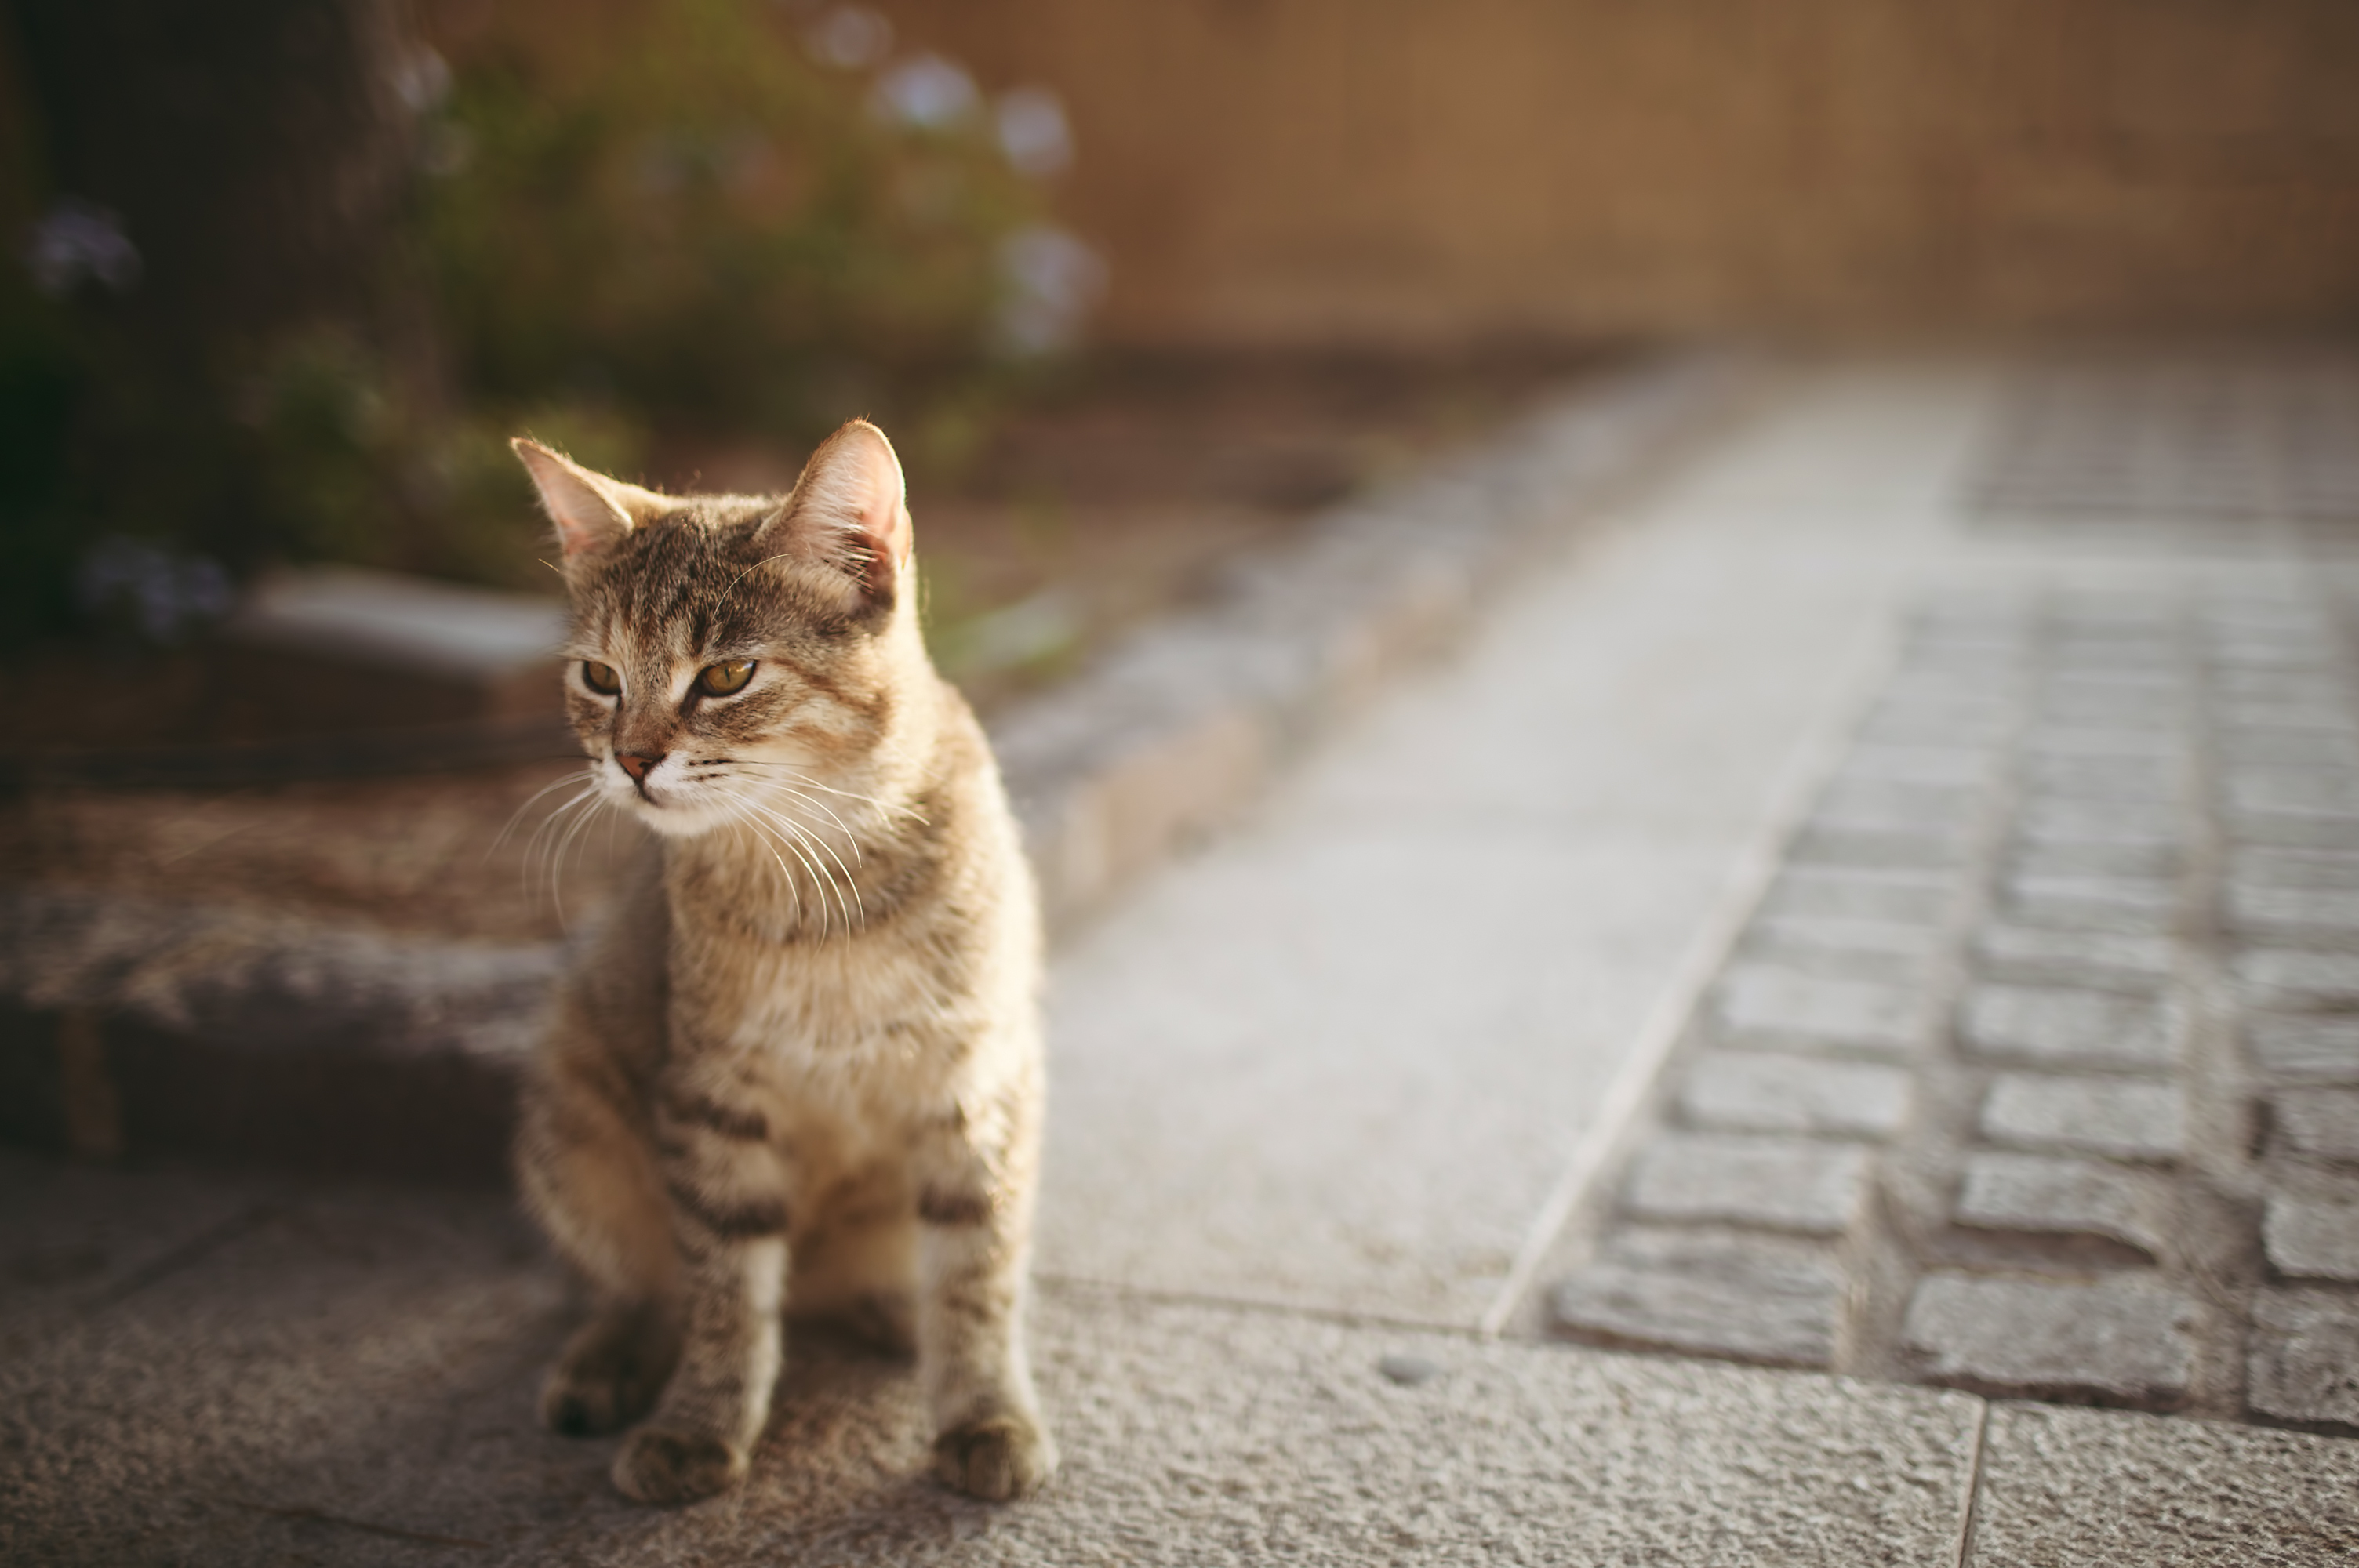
[[511, 423, 1056, 1504]]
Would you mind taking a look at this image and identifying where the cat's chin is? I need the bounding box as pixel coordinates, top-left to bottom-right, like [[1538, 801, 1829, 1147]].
[[621, 795, 735, 840]]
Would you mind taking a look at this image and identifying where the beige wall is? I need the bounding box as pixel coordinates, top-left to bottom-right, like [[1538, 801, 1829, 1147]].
[[890, 0, 2359, 347]]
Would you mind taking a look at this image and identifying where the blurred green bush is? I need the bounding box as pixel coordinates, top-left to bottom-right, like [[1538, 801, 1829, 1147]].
[[0, 0, 1055, 645]]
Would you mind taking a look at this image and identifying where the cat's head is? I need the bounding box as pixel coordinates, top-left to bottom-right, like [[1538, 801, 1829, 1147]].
[[513, 420, 930, 841]]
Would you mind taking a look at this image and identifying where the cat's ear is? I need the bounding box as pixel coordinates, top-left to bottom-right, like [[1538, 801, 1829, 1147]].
[[764, 420, 913, 612], [511, 438, 670, 562]]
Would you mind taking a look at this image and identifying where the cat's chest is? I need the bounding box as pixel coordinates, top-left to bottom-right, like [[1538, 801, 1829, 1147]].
[[675, 920, 969, 1064]]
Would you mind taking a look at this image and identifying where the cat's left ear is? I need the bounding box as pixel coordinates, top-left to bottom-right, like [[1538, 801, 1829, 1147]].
[[511, 438, 671, 564], [764, 420, 913, 612]]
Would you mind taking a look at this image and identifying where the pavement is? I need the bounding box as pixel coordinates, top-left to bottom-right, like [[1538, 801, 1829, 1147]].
[[6, 356, 2359, 1564]]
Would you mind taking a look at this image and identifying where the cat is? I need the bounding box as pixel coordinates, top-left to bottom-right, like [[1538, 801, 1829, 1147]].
[[508, 421, 1056, 1505]]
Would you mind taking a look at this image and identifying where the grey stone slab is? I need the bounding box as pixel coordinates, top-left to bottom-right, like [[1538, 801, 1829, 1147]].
[[1744, 912, 1949, 975], [0, 1161, 1991, 1568], [2231, 846, 2359, 890], [2226, 808, 2359, 851], [1980, 1074, 2186, 1162], [1998, 872, 2181, 936], [0, 1148, 277, 1338], [2248, 1286, 2359, 1428], [2274, 1087, 2359, 1160], [1972, 924, 2176, 991], [1901, 1272, 2196, 1405], [1547, 1227, 1845, 1367], [1784, 822, 1974, 871], [1958, 983, 2181, 1070], [1713, 965, 1934, 1059], [1808, 780, 1984, 837], [2013, 800, 2183, 849], [2235, 949, 2359, 1012], [1953, 1152, 2168, 1261], [2001, 834, 2184, 879], [1968, 1400, 2359, 1565], [2217, 725, 2359, 768], [2020, 727, 2183, 760], [2250, 1016, 2359, 1083], [1623, 1132, 1873, 1236], [1826, 746, 1998, 789], [2225, 768, 2359, 818], [2229, 882, 2359, 939], [2264, 1189, 2359, 1283], [1677, 1050, 1913, 1138], [2020, 753, 2185, 804], [1758, 866, 1959, 926]]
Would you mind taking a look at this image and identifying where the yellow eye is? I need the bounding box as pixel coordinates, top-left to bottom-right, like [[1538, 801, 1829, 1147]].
[[581, 660, 621, 695], [696, 660, 755, 697]]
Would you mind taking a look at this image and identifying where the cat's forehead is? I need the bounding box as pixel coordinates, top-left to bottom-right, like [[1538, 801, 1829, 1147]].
[[570, 497, 831, 653]]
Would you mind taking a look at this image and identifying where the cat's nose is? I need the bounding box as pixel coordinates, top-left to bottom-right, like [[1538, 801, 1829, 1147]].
[[616, 751, 664, 783]]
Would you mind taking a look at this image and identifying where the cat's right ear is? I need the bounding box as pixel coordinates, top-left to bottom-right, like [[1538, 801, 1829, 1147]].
[[511, 438, 668, 564]]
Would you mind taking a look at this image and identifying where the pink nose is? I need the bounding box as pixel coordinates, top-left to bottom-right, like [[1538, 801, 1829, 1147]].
[[616, 752, 663, 783]]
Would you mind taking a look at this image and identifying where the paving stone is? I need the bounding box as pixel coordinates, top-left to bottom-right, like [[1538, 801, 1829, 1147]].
[[1971, 1399, 2359, 1564], [1677, 1051, 1913, 1138], [1546, 1227, 1845, 1367], [2226, 881, 2359, 938], [1957, 983, 2180, 1069], [2230, 846, 2359, 889], [1997, 871, 2180, 935], [2217, 725, 2359, 768], [1972, 924, 2175, 990], [1758, 866, 1957, 926], [1784, 822, 1973, 871], [2248, 1015, 2359, 1083], [1825, 746, 1997, 789], [1808, 780, 1985, 836], [2233, 948, 2359, 1011], [2248, 1286, 2359, 1427], [2020, 753, 2185, 804], [2272, 1086, 2359, 1160], [1623, 1133, 1873, 1236], [1979, 1074, 2186, 1162], [1952, 1152, 2167, 1261], [1713, 966, 1932, 1058], [2000, 835, 2183, 879], [2263, 1189, 2359, 1282], [2226, 769, 2359, 818], [2224, 808, 2359, 851], [1744, 913, 1947, 977], [2021, 727, 2183, 760], [1900, 1272, 2197, 1405], [2013, 800, 2184, 849]]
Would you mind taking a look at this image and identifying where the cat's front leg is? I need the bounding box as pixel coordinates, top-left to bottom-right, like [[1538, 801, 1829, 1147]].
[[915, 1091, 1057, 1501], [611, 1087, 791, 1504]]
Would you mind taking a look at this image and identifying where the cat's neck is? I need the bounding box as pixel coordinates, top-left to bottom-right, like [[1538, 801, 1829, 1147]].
[[661, 662, 965, 943]]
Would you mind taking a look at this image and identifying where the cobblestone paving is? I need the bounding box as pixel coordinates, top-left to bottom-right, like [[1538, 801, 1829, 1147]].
[[1971, 357, 2359, 524], [1550, 579, 2359, 1432]]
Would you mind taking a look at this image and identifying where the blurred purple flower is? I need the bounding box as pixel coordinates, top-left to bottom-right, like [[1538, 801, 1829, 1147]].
[[806, 5, 892, 71], [874, 54, 979, 130], [25, 199, 140, 297], [995, 87, 1073, 180], [78, 538, 233, 644], [995, 225, 1105, 355]]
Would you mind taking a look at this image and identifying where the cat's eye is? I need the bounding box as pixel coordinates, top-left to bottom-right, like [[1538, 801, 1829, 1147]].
[[581, 660, 621, 695], [696, 660, 756, 697]]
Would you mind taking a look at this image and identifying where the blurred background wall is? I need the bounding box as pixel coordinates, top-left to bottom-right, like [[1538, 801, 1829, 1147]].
[[888, 0, 2359, 347]]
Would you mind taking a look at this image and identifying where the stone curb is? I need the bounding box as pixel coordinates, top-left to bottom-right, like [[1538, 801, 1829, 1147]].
[[0, 353, 1747, 1185]]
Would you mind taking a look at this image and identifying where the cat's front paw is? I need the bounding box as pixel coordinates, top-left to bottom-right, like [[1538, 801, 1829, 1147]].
[[541, 1359, 664, 1438], [932, 1411, 1057, 1501], [612, 1427, 747, 1504]]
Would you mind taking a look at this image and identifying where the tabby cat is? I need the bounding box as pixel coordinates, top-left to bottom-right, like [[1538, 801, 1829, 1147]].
[[510, 422, 1055, 1504]]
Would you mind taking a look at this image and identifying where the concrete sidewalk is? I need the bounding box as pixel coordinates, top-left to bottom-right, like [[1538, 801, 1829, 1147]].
[[5, 361, 2357, 1564]]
